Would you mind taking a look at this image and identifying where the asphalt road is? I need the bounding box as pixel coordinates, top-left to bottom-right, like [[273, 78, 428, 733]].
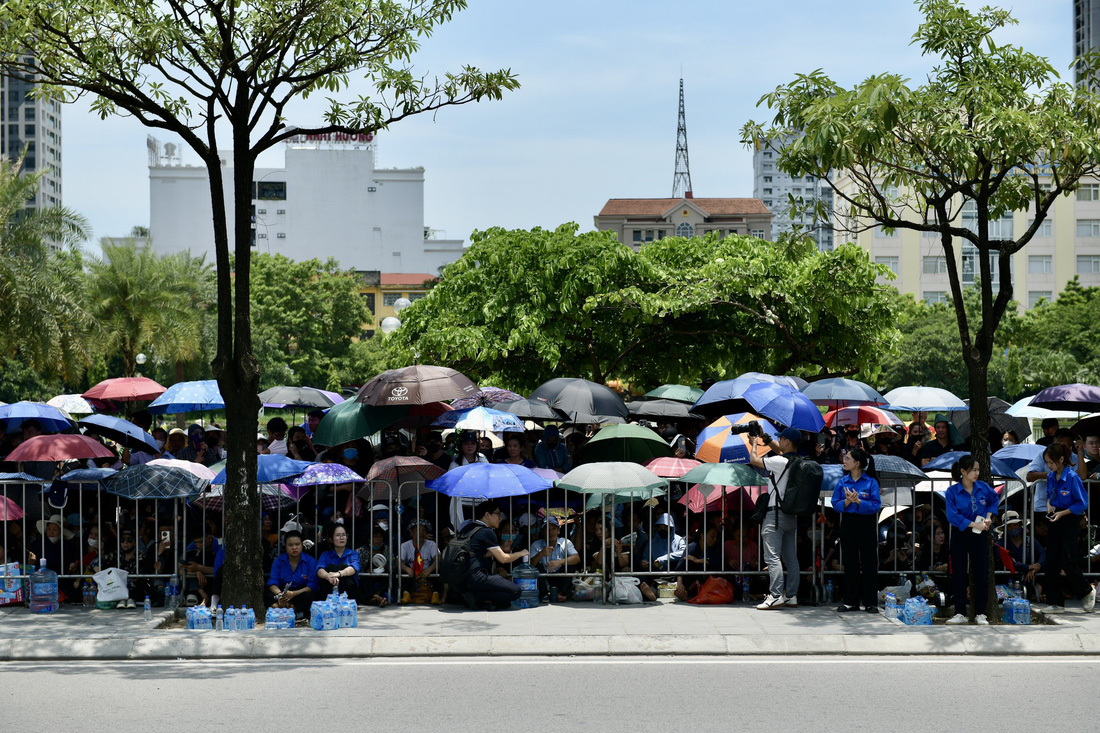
[[4, 656, 1094, 730]]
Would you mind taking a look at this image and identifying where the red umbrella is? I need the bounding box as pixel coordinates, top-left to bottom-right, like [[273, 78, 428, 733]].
[[389, 401, 453, 429], [83, 377, 166, 402], [7, 434, 116, 462], [823, 406, 904, 428], [0, 495, 24, 521], [643, 456, 702, 478], [678, 484, 764, 513]]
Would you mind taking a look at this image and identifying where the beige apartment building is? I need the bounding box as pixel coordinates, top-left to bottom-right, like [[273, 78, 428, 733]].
[[594, 197, 773, 248]]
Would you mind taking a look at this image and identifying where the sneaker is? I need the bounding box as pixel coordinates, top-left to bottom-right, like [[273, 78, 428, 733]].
[[1083, 586, 1096, 613], [401, 591, 411, 605], [945, 613, 968, 624], [126, 598, 136, 609], [1040, 604, 1064, 614], [781, 595, 798, 608], [756, 594, 784, 610], [430, 592, 441, 605], [116, 600, 128, 609], [975, 614, 989, 625], [186, 594, 198, 607], [836, 604, 860, 613]]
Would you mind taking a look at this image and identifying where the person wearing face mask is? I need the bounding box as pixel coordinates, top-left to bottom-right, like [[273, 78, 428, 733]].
[[995, 511, 1044, 597], [27, 514, 79, 602], [641, 513, 685, 575], [399, 519, 440, 604], [1001, 430, 1020, 448], [528, 516, 579, 602], [420, 431, 451, 471]]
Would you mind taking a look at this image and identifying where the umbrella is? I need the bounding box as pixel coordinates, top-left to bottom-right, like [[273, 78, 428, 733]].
[[642, 456, 701, 478], [258, 385, 343, 409], [528, 378, 628, 424], [823, 406, 904, 428], [573, 423, 674, 464], [800, 377, 886, 408], [389, 401, 454, 429], [0, 495, 23, 521], [948, 397, 1032, 443], [679, 484, 764, 513], [60, 467, 118, 483], [102, 462, 211, 499], [450, 386, 524, 410], [1029, 383, 1100, 413], [212, 454, 313, 484], [149, 380, 225, 414], [286, 463, 364, 487], [883, 385, 967, 412], [739, 372, 808, 390], [147, 458, 218, 478], [83, 376, 166, 402], [866, 455, 928, 483], [493, 398, 564, 422], [680, 462, 768, 490], [643, 384, 705, 404], [0, 401, 74, 434], [47, 394, 95, 415], [6, 434, 116, 462], [357, 456, 444, 501], [194, 483, 295, 512], [627, 399, 703, 419], [356, 365, 480, 406], [311, 400, 410, 447], [558, 462, 667, 494], [426, 463, 552, 499], [78, 414, 159, 453], [1070, 414, 1100, 437], [993, 443, 1046, 472], [1004, 395, 1080, 420], [690, 376, 769, 416], [0, 472, 46, 483], [695, 413, 779, 464], [743, 382, 825, 432], [532, 468, 563, 481], [921, 451, 1019, 479], [431, 406, 525, 433]]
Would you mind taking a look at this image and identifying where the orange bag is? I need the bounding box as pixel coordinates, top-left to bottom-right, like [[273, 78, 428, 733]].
[[687, 576, 735, 605]]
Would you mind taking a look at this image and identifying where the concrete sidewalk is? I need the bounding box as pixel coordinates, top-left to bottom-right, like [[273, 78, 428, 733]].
[[2, 600, 1099, 659]]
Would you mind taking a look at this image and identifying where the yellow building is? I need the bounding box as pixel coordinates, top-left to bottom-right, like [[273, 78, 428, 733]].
[[356, 271, 436, 336]]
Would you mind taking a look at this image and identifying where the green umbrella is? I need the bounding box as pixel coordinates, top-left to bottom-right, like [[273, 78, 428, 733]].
[[311, 400, 410, 447], [573, 423, 674, 464], [680, 462, 767, 498], [643, 384, 704, 404], [558, 462, 668, 509]]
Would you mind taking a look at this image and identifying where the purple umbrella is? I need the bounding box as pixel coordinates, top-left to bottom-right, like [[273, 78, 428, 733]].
[[1029, 383, 1100, 413], [286, 463, 364, 488], [450, 386, 524, 410]]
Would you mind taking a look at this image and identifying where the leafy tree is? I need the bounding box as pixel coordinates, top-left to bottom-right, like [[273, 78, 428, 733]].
[[1016, 279, 1100, 390], [0, 154, 91, 382], [741, 0, 1100, 496], [86, 241, 213, 377], [388, 224, 896, 392], [0, 355, 62, 404], [249, 253, 372, 390], [0, 0, 519, 607], [338, 334, 395, 389]]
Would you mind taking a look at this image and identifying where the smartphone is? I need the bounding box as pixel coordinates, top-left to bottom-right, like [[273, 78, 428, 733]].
[[161, 531, 170, 542]]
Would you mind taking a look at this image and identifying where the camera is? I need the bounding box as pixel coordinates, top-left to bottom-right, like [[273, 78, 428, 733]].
[[728, 420, 764, 438]]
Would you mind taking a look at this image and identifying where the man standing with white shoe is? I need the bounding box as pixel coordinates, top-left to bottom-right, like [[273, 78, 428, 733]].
[[749, 427, 804, 610]]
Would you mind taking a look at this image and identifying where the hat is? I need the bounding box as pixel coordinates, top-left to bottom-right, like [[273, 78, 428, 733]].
[[257, 433, 270, 443], [932, 414, 950, 426], [279, 519, 302, 534], [36, 514, 75, 540], [542, 425, 560, 439], [204, 423, 224, 434], [187, 423, 204, 435], [47, 479, 70, 510], [655, 512, 675, 527], [458, 430, 478, 443], [542, 516, 560, 527], [779, 427, 802, 444], [168, 428, 186, 437], [995, 510, 1025, 535], [407, 518, 433, 532], [343, 448, 358, 460], [516, 512, 537, 528]]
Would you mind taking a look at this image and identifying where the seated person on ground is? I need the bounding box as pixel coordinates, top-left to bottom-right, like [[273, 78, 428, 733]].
[[316, 521, 362, 602], [528, 516, 579, 602], [180, 528, 217, 607], [265, 530, 318, 618], [399, 519, 440, 604]]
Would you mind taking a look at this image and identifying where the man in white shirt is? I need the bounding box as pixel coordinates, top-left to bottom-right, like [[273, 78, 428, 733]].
[[749, 426, 804, 610], [528, 516, 579, 602]]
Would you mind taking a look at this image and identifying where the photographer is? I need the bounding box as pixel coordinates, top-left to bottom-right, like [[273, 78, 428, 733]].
[[748, 426, 804, 610]]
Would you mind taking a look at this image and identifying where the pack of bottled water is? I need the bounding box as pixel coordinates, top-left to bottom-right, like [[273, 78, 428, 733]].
[[310, 593, 357, 631], [901, 596, 934, 625], [186, 605, 213, 630], [1003, 595, 1031, 625], [265, 606, 296, 629], [884, 592, 899, 620]]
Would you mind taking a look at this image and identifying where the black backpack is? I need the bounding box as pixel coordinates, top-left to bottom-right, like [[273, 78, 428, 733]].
[[439, 526, 477, 588], [779, 456, 824, 517]]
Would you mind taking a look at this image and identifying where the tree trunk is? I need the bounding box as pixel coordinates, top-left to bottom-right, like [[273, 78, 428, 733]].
[[964, 335, 999, 621]]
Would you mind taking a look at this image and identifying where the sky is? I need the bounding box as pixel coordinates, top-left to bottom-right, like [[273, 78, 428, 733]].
[[61, 0, 1074, 252]]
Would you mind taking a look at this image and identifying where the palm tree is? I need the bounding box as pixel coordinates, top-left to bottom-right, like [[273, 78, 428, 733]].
[[86, 241, 213, 377], [0, 153, 92, 382]]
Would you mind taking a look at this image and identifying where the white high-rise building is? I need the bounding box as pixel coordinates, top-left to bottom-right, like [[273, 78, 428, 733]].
[[0, 63, 62, 228], [147, 134, 464, 274], [752, 134, 833, 251]]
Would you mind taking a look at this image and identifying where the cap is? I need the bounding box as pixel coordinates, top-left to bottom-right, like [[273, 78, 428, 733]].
[[458, 430, 478, 443], [256, 433, 270, 443], [187, 423, 204, 435], [168, 428, 186, 437], [543, 516, 560, 527], [343, 448, 358, 459], [779, 427, 802, 444], [204, 423, 224, 434]]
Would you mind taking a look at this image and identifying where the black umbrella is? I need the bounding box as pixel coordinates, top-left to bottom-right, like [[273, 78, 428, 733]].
[[627, 399, 703, 420], [258, 385, 342, 409], [950, 397, 1032, 443], [356, 365, 480, 406], [494, 398, 564, 422], [528, 378, 628, 424]]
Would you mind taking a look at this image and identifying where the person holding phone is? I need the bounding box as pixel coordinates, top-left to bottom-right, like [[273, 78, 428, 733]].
[[943, 455, 999, 624], [831, 448, 881, 613], [1039, 443, 1096, 614]]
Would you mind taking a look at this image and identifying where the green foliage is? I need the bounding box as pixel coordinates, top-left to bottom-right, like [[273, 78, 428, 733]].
[[338, 334, 395, 388], [0, 355, 61, 403], [249, 253, 373, 390], [387, 224, 896, 392], [1016, 279, 1100, 389]]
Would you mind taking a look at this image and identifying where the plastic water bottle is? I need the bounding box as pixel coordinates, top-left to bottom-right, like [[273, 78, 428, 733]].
[[1017, 599, 1031, 625], [825, 580, 835, 604], [143, 595, 152, 621], [29, 559, 59, 613], [166, 575, 180, 610], [215, 604, 224, 631], [323, 601, 337, 630], [741, 575, 751, 603], [511, 561, 539, 609], [885, 592, 897, 620]]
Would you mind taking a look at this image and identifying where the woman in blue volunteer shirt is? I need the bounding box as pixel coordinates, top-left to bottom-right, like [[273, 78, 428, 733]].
[[1040, 443, 1096, 614], [943, 456, 999, 624], [264, 531, 318, 619], [316, 522, 361, 602], [831, 448, 881, 613]]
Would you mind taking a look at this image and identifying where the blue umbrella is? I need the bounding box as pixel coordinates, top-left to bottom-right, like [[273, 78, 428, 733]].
[[431, 406, 525, 433], [0, 401, 73, 434], [800, 378, 886, 408], [211, 454, 313, 485], [60, 467, 118, 483], [286, 463, 364, 487], [690, 377, 768, 415], [426, 463, 552, 499], [992, 444, 1046, 472], [922, 451, 1019, 479], [743, 383, 825, 432], [739, 372, 808, 390], [0, 472, 48, 483], [820, 464, 845, 495], [78, 414, 159, 453], [148, 380, 225, 414]]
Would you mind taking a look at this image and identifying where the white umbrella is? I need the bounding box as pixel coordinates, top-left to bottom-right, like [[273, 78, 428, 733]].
[[883, 386, 967, 412], [1004, 395, 1082, 420]]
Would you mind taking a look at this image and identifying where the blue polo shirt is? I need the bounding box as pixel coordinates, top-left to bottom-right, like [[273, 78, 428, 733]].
[[944, 480, 999, 533], [317, 548, 361, 573], [1047, 466, 1087, 515], [830, 473, 881, 515], [266, 552, 319, 591]]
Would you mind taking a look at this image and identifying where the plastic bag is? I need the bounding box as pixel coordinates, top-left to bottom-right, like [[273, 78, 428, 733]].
[[92, 567, 130, 602], [879, 579, 911, 608], [687, 577, 735, 605], [612, 576, 643, 604], [572, 576, 603, 602]]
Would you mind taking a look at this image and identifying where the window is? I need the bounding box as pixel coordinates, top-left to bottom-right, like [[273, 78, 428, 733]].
[[23, 108, 33, 121], [1078, 255, 1100, 274], [257, 208, 266, 215], [874, 226, 897, 238], [1077, 219, 1100, 237], [750, 229, 765, 238], [256, 181, 286, 200], [257, 233, 266, 239], [276, 209, 285, 215], [763, 200, 773, 207], [276, 232, 286, 239], [922, 256, 948, 274], [875, 256, 900, 275], [250, 230, 256, 247], [360, 293, 376, 314], [923, 291, 948, 304], [676, 223, 694, 237], [763, 151, 772, 158], [1028, 255, 1053, 274], [1078, 183, 1100, 201], [657, 231, 665, 240], [645, 230, 655, 241], [383, 293, 401, 307], [409, 293, 426, 302], [1028, 291, 1053, 309], [1027, 218, 1052, 237], [24, 124, 33, 137], [763, 188, 772, 195], [763, 176, 772, 183], [632, 230, 642, 242]]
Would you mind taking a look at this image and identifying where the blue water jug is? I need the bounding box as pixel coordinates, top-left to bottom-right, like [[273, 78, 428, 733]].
[[29, 559, 59, 613], [511, 561, 539, 609]]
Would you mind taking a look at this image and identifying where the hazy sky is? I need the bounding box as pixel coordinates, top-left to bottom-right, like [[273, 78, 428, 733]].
[[62, 0, 1073, 252]]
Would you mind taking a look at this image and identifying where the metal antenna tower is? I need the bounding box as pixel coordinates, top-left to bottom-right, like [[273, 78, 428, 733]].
[[671, 78, 693, 198]]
